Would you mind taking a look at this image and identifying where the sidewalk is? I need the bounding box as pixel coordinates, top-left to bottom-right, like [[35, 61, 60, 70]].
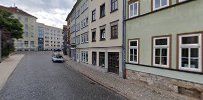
[[0, 54, 24, 90], [63, 56, 197, 100]]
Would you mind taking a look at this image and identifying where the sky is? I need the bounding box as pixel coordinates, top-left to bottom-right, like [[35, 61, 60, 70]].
[[0, 0, 76, 29]]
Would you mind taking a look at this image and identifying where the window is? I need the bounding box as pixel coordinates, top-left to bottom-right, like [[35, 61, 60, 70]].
[[81, 51, 88, 63], [179, 34, 202, 72], [85, 33, 89, 43], [92, 52, 97, 66], [30, 41, 35, 47], [100, 28, 105, 41], [81, 35, 84, 44], [24, 32, 28, 37], [99, 52, 105, 67], [129, 2, 139, 18], [153, 0, 169, 10], [111, 24, 118, 39], [129, 40, 139, 63], [92, 31, 96, 42], [24, 41, 29, 47], [153, 37, 170, 67], [111, 0, 118, 12], [92, 9, 96, 22], [100, 4, 105, 18]]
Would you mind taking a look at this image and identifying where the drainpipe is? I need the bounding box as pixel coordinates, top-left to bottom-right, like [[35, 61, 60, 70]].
[[74, 13, 77, 61], [0, 30, 1, 63], [122, 0, 127, 79]]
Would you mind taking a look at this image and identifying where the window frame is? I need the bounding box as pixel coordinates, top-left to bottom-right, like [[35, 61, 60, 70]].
[[100, 28, 106, 41], [100, 3, 106, 18], [152, 0, 170, 11], [152, 36, 171, 68], [111, 0, 118, 12], [99, 52, 105, 67], [111, 24, 118, 39], [92, 9, 96, 22], [128, 1, 139, 18], [178, 33, 202, 72], [128, 39, 139, 64], [92, 30, 96, 42]]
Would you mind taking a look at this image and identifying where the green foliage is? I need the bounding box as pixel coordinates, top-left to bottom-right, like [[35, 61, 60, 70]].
[[0, 9, 24, 57], [0, 9, 23, 39]]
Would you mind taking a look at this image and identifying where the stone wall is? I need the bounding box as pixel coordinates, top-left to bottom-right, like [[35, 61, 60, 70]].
[[126, 69, 203, 99]]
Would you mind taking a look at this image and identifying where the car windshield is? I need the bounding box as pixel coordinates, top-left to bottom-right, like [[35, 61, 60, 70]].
[[55, 55, 63, 58]]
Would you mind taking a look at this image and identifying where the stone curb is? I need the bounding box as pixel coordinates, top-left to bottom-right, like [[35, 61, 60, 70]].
[[0, 54, 25, 90]]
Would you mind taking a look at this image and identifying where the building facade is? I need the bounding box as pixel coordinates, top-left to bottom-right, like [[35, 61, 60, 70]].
[[11, 8, 38, 51], [125, 0, 203, 99], [67, 0, 125, 76], [68, 0, 89, 62], [37, 23, 45, 51], [88, 0, 124, 76], [43, 25, 63, 51]]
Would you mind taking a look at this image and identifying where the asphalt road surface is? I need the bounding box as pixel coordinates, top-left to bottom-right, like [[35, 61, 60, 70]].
[[0, 52, 126, 100]]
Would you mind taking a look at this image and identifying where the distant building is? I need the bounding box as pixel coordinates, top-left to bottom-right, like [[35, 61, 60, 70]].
[[0, 5, 38, 51], [43, 25, 63, 51], [37, 23, 45, 51]]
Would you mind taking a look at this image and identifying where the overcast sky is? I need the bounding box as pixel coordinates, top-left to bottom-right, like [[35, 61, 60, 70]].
[[0, 0, 76, 29]]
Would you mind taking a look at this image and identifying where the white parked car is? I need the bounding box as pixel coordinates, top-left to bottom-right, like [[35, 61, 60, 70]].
[[52, 54, 64, 63]]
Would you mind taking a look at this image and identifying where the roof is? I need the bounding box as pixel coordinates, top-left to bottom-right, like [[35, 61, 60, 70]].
[[65, 0, 82, 21], [0, 5, 37, 19]]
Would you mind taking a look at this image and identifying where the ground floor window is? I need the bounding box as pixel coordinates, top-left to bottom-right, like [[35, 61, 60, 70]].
[[129, 39, 139, 64], [92, 52, 97, 66], [76, 52, 80, 62], [99, 52, 105, 67], [81, 51, 88, 63], [153, 36, 170, 67], [179, 33, 202, 72]]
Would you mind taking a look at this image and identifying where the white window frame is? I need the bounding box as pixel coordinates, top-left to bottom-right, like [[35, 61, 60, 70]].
[[129, 1, 139, 18], [129, 40, 139, 64], [153, 0, 169, 11], [179, 34, 202, 72], [153, 37, 170, 68], [81, 51, 88, 63], [178, 0, 187, 3]]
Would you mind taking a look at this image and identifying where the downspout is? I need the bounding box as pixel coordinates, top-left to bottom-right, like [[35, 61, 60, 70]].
[[74, 12, 77, 61], [0, 29, 1, 63], [122, 0, 127, 79]]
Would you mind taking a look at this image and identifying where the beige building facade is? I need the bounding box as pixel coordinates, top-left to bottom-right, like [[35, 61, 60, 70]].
[[88, 0, 124, 76], [66, 0, 123, 76], [43, 25, 63, 51], [11, 8, 38, 51], [67, 0, 124, 76]]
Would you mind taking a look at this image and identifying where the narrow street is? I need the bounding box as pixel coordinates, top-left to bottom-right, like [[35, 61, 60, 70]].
[[0, 52, 126, 100]]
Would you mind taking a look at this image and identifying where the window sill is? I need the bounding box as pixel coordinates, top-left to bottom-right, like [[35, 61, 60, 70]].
[[92, 20, 96, 23], [100, 39, 106, 41], [110, 9, 118, 13], [100, 15, 105, 19], [110, 37, 118, 40]]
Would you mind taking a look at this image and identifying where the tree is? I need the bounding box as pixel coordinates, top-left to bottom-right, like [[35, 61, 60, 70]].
[[0, 9, 23, 59]]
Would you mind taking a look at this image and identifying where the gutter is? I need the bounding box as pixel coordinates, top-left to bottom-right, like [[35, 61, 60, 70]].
[[122, 0, 126, 79]]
